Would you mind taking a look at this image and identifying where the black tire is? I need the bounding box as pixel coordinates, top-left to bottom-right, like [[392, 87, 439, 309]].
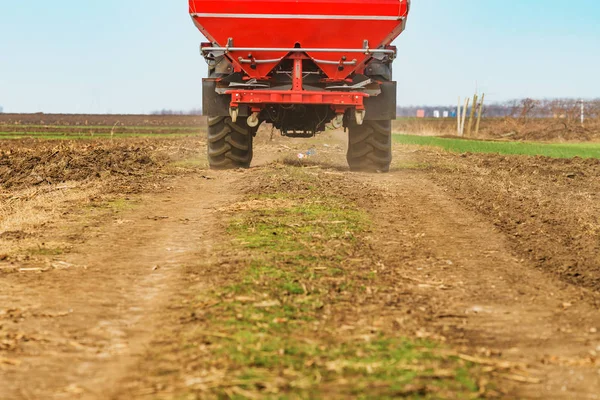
[[347, 120, 392, 173], [207, 116, 254, 169]]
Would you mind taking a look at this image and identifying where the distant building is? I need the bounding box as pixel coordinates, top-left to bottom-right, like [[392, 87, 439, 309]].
[[416, 109, 425, 118], [443, 111, 449, 118], [433, 110, 440, 118]]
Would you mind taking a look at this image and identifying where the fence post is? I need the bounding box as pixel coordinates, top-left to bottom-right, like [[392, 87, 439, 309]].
[[456, 96, 462, 136], [461, 97, 470, 136], [467, 94, 478, 137], [475, 93, 485, 137]]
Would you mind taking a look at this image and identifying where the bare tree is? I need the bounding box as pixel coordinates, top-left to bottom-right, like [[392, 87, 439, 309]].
[[518, 98, 540, 119], [588, 99, 600, 120]]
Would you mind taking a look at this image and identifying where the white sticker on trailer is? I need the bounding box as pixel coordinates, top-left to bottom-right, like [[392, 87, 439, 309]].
[[191, 13, 404, 21]]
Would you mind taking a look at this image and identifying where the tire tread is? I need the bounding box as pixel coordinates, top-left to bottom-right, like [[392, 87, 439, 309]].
[[347, 120, 392, 172], [207, 116, 254, 169]]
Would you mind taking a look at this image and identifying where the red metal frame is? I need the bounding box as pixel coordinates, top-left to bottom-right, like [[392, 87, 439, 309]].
[[192, 0, 410, 114], [227, 90, 368, 111], [226, 53, 367, 113]]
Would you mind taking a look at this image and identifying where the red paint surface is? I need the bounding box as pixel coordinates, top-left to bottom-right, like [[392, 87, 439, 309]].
[[227, 89, 368, 109], [190, 0, 409, 79]]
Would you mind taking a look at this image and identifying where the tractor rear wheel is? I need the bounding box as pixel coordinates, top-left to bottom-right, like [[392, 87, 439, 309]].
[[347, 120, 392, 173], [207, 116, 254, 169]]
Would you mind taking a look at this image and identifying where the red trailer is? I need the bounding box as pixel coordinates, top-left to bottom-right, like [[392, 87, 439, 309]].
[[189, 0, 410, 171]]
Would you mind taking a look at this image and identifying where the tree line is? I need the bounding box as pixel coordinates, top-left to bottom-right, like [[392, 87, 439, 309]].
[[397, 98, 600, 119], [151, 108, 202, 116]]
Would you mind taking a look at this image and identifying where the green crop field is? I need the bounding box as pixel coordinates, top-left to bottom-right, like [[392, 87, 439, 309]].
[[393, 134, 600, 159], [0, 131, 202, 140], [0, 125, 201, 131]]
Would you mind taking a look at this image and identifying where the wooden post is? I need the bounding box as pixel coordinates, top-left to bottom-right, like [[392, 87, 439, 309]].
[[475, 93, 485, 137], [457, 97, 461, 135], [460, 97, 470, 136], [466, 94, 478, 137]]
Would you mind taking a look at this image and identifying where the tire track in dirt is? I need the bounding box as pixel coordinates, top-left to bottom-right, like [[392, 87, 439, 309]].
[[3, 131, 599, 398], [350, 170, 600, 399], [287, 131, 600, 397], [0, 172, 242, 399]]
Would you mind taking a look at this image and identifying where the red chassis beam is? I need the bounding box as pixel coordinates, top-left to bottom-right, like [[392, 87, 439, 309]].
[[226, 89, 368, 112], [225, 54, 368, 113]]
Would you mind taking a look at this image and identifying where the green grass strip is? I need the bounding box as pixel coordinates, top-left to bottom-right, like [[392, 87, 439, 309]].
[[176, 167, 488, 398], [0, 124, 203, 131], [0, 132, 202, 140], [393, 134, 600, 159]]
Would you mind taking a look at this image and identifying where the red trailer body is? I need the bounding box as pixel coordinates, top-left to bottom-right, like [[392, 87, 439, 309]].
[[189, 0, 411, 172], [190, 0, 409, 79]]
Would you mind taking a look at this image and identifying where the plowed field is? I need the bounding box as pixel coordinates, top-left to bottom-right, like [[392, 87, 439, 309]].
[[1, 116, 599, 399]]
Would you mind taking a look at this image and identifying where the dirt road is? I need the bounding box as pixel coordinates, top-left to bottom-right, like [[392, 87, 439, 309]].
[[1, 132, 599, 399]]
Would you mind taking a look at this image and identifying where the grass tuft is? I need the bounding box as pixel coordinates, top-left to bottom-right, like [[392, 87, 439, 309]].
[[394, 134, 600, 159]]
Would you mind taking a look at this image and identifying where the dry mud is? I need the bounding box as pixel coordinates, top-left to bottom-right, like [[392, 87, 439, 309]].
[[0, 130, 599, 399]]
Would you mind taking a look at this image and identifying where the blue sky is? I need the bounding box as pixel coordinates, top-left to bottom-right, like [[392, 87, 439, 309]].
[[0, 0, 598, 114]]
